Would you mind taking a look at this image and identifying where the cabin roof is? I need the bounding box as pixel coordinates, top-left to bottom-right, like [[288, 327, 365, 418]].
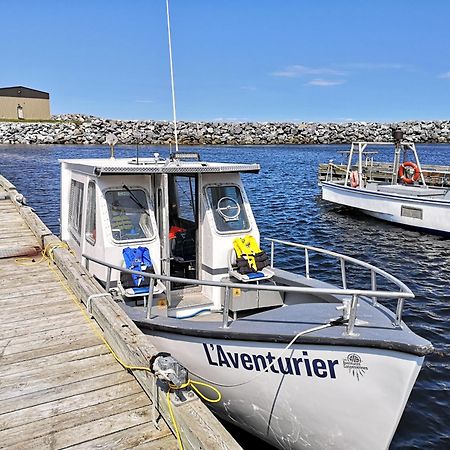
[[59, 158, 260, 176]]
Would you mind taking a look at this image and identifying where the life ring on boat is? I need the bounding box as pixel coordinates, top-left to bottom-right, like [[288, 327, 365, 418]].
[[350, 170, 359, 188], [398, 161, 420, 184]]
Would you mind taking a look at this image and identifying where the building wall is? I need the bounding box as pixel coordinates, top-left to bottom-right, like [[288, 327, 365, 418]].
[[0, 96, 50, 120]]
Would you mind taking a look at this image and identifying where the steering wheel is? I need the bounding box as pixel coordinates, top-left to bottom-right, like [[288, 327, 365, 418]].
[[216, 196, 241, 222]]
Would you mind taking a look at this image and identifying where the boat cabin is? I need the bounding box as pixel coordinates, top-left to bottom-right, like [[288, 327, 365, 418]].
[[60, 152, 261, 309]]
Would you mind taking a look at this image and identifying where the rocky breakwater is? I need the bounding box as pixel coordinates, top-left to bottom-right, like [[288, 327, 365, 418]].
[[0, 114, 449, 145]]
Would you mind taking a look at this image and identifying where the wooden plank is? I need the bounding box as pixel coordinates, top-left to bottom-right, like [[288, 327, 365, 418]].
[[0, 237, 39, 246], [0, 351, 116, 386], [1, 393, 151, 448], [0, 290, 70, 311], [0, 299, 79, 324], [16, 205, 53, 243], [0, 270, 56, 283], [0, 258, 52, 272], [0, 175, 16, 190], [0, 322, 96, 351], [0, 222, 38, 231], [0, 244, 41, 259], [0, 354, 123, 401], [0, 286, 67, 308], [0, 326, 101, 358], [0, 343, 107, 377], [0, 370, 135, 415], [0, 380, 143, 431], [0, 205, 17, 211], [0, 262, 58, 277], [0, 307, 78, 330], [0, 210, 23, 216], [0, 228, 33, 238], [0, 333, 102, 366], [0, 281, 59, 299], [65, 423, 177, 450], [0, 265, 58, 280], [0, 312, 84, 340], [0, 282, 68, 300], [0, 292, 74, 315], [0, 220, 29, 228]]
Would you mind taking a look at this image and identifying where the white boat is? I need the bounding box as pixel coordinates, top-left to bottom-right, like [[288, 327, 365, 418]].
[[321, 128, 450, 235], [60, 150, 432, 450]]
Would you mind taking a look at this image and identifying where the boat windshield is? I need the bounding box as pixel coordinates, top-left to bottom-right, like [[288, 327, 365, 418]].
[[105, 188, 153, 241], [206, 185, 250, 232]]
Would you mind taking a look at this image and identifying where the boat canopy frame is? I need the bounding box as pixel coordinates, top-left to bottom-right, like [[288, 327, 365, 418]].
[[339, 141, 427, 188]]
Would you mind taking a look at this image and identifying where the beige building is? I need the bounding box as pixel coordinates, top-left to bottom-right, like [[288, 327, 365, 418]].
[[0, 86, 50, 120]]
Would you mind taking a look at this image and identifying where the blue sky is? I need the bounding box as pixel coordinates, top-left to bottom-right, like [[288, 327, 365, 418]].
[[2, 0, 450, 122]]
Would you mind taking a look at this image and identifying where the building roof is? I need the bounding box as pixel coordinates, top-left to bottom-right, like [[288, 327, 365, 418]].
[[0, 86, 49, 99]]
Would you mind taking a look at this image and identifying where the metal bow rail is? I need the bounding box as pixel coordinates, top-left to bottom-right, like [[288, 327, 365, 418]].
[[266, 238, 413, 329], [83, 241, 413, 336]]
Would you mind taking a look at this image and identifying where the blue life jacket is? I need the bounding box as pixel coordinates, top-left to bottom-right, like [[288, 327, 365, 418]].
[[122, 246, 152, 286]]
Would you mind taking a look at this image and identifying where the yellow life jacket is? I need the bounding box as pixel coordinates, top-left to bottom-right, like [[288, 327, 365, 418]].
[[233, 235, 260, 271]]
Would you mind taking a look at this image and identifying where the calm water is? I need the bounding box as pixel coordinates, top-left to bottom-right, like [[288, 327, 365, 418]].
[[0, 144, 448, 449]]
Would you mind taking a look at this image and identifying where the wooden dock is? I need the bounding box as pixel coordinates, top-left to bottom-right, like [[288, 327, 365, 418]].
[[0, 177, 241, 450]]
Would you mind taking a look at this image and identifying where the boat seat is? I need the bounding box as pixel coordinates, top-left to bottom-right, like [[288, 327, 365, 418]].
[[228, 236, 274, 283], [118, 246, 165, 298]]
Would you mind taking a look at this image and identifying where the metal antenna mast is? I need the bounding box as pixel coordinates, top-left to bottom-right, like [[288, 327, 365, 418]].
[[166, 0, 179, 152]]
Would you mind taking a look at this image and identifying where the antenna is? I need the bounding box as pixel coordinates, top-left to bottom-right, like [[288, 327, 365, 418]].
[[133, 130, 141, 165], [166, 0, 179, 152]]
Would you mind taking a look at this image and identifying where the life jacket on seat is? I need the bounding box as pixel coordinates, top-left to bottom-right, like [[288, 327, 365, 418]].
[[122, 246, 153, 287], [232, 235, 270, 274]]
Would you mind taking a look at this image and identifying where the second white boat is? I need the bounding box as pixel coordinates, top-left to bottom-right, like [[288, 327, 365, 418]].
[[321, 128, 450, 235]]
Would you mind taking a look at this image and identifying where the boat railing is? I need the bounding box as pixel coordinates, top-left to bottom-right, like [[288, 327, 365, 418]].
[[82, 251, 413, 336], [266, 238, 413, 327]]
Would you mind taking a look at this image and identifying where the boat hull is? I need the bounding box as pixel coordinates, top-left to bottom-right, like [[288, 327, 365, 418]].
[[147, 331, 423, 450], [322, 182, 450, 234]]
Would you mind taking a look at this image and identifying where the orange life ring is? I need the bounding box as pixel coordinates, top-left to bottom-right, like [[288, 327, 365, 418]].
[[398, 161, 420, 184], [350, 170, 359, 188]]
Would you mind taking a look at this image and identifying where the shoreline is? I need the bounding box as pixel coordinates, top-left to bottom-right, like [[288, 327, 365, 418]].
[[1, 114, 449, 145]]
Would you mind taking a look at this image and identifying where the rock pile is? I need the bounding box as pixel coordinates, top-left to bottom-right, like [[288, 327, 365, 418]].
[[0, 115, 449, 145]]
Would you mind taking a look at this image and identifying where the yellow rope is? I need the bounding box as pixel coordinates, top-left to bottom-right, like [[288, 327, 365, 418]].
[[170, 379, 222, 403], [167, 390, 184, 450], [15, 241, 222, 450], [166, 379, 222, 450]]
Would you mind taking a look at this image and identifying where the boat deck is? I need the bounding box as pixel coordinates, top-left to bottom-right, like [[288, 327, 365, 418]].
[[376, 183, 450, 198], [0, 191, 177, 449]]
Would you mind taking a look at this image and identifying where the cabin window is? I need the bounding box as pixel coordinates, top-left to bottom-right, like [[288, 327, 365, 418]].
[[171, 176, 196, 224], [68, 179, 84, 244], [85, 181, 96, 245], [206, 185, 250, 233], [105, 188, 153, 241]]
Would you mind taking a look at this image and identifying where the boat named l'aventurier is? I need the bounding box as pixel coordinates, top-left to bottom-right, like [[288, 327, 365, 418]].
[[59, 149, 432, 450]]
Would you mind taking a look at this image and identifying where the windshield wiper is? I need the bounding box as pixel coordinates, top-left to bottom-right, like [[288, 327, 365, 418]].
[[122, 184, 150, 216]]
